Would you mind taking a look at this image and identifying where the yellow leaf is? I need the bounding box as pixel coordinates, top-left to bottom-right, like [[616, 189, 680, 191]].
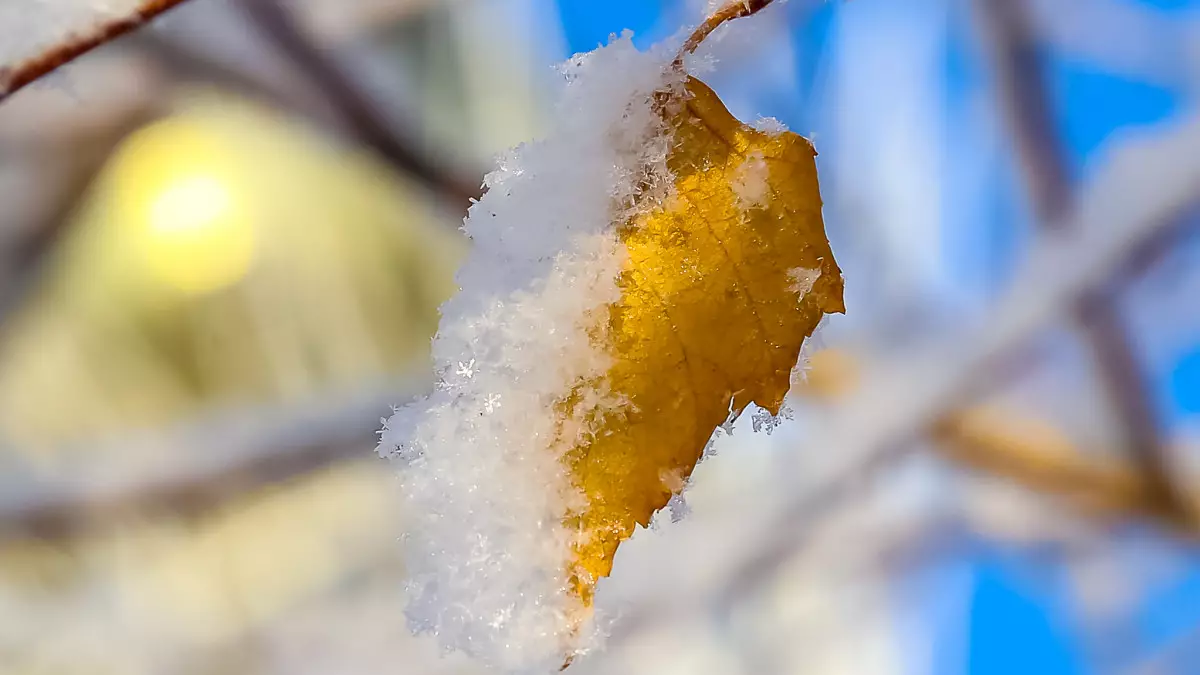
[[564, 76, 845, 603]]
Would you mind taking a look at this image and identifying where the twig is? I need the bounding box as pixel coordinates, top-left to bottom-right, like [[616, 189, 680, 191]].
[[977, 0, 1191, 520], [934, 408, 1188, 530], [679, 0, 776, 58], [0, 0, 192, 103], [238, 0, 481, 208]]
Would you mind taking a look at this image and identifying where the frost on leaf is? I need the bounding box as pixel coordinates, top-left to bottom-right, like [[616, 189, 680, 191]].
[[788, 266, 822, 298], [378, 37, 843, 671]]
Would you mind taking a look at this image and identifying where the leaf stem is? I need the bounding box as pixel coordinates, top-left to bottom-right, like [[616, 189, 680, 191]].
[[677, 0, 776, 62]]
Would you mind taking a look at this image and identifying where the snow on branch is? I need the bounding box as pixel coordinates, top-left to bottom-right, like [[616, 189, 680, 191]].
[[0, 0, 190, 102]]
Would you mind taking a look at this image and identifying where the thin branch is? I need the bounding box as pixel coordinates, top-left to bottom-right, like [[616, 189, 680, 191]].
[[978, 0, 1192, 521], [238, 0, 481, 208], [678, 0, 776, 60], [0, 0, 192, 103]]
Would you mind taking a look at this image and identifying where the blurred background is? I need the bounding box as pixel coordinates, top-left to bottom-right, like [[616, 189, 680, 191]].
[[0, 0, 1198, 673]]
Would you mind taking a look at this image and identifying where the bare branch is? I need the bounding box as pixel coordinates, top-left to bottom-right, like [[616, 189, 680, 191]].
[[976, 0, 1071, 224], [679, 0, 777, 59], [0, 0, 191, 103], [238, 0, 481, 208], [0, 385, 412, 541]]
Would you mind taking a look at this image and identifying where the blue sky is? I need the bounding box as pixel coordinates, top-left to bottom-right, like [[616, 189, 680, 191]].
[[550, 1, 1199, 672]]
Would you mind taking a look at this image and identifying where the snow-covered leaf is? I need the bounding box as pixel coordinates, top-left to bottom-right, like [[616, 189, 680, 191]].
[[564, 75, 844, 606]]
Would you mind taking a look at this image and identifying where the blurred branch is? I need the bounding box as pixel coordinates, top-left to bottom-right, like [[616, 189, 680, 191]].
[[0, 0, 191, 103], [1124, 620, 1200, 675], [978, 0, 1192, 521], [1, 438, 362, 542], [0, 386, 411, 541], [238, 0, 481, 208], [0, 103, 162, 334], [133, 29, 326, 120], [1027, 0, 1200, 91], [977, 0, 1070, 223], [802, 354, 1194, 533], [934, 409, 1189, 530]]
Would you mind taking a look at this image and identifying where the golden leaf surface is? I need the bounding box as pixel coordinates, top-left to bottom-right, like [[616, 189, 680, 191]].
[[564, 76, 845, 603]]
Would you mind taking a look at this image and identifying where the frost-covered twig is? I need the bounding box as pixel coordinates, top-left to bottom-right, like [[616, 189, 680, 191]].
[[0, 0, 191, 103], [934, 409, 1189, 531], [802, 355, 1193, 533], [977, 0, 1191, 522], [678, 0, 777, 58]]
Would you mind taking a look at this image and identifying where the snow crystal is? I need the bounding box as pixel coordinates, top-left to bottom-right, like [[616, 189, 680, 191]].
[[377, 35, 686, 672], [731, 149, 771, 209], [750, 404, 793, 435], [752, 116, 788, 135]]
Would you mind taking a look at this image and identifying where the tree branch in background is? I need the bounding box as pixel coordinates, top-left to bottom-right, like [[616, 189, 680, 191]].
[[0, 114, 158, 331], [977, 0, 1193, 521], [934, 409, 1190, 531], [238, 0, 481, 209], [0, 0, 192, 103], [800, 351, 1197, 535], [0, 388, 405, 542], [977, 0, 1071, 224], [1124, 618, 1200, 675]]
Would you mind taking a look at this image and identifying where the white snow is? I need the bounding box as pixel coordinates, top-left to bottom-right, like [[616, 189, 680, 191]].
[[377, 34, 686, 671], [730, 149, 771, 208], [0, 1, 148, 84]]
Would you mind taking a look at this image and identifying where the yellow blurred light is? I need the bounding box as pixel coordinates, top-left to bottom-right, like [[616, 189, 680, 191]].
[[112, 119, 256, 297], [141, 173, 253, 296], [148, 175, 230, 235]]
